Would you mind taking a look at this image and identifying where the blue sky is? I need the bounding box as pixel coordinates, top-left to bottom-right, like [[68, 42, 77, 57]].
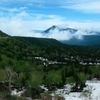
[[0, 0, 100, 37]]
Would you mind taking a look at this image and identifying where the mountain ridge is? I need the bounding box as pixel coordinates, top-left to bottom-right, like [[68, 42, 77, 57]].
[[0, 30, 9, 37], [14, 36, 65, 48], [61, 35, 100, 46], [42, 25, 100, 35], [42, 25, 100, 45], [42, 25, 78, 34]]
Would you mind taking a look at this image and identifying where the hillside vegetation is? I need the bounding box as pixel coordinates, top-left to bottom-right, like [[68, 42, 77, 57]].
[[14, 36, 63, 48], [61, 35, 100, 45], [0, 30, 9, 37], [0, 30, 100, 99]]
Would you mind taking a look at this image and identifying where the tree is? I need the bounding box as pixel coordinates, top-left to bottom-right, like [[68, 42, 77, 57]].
[[5, 66, 17, 94], [67, 76, 76, 85], [0, 55, 2, 61], [26, 72, 43, 99], [61, 69, 66, 85], [44, 70, 62, 87], [78, 72, 87, 90], [0, 68, 8, 91]]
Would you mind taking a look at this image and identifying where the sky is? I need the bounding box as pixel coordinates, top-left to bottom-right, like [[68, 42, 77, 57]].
[[0, 0, 100, 38]]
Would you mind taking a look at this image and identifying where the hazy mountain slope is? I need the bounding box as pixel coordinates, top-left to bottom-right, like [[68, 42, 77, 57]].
[[61, 35, 100, 46], [42, 25, 100, 45]]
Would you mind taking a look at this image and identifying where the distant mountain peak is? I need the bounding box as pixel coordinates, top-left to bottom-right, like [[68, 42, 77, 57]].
[[42, 25, 100, 35], [42, 25, 78, 34], [41, 25, 100, 42], [42, 25, 58, 33]]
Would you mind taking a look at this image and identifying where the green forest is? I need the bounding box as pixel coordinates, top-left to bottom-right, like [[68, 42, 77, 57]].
[[0, 30, 100, 100]]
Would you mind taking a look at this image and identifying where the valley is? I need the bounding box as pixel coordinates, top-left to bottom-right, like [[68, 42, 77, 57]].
[[0, 30, 100, 100]]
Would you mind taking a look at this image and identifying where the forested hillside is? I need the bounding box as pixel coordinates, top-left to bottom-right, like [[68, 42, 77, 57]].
[[0, 30, 100, 99], [14, 36, 64, 48], [61, 35, 100, 45], [0, 30, 9, 37]]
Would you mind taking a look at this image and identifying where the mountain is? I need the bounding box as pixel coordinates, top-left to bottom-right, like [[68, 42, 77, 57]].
[[42, 25, 78, 34], [61, 35, 100, 46], [42, 25, 100, 35], [0, 30, 9, 37], [14, 36, 64, 48], [42, 25, 100, 45]]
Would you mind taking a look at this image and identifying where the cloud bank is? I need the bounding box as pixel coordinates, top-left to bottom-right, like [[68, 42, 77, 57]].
[[43, 26, 97, 40], [0, 11, 65, 37], [0, 11, 100, 40], [61, 0, 100, 14]]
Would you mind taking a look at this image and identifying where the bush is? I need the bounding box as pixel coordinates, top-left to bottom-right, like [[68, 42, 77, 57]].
[[41, 93, 52, 100], [41, 92, 64, 100], [5, 94, 26, 100]]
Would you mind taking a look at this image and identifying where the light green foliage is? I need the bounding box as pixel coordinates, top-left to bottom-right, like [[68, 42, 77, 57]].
[[15, 72, 25, 87], [26, 72, 43, 90], [67, 76, 76, 85], [0, 68, 7, 82], [0, 55, 10, 67], [90, 66, 100, 75], [45, 70, 62, 85], [35, 64, 44, 71], [78, 72, 87, 83], [14, 61, 31, 72]]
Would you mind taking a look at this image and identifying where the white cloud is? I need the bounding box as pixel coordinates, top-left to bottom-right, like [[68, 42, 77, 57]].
[[45, 29, 73, 40], [66, 21, 100, 31], [1, 0, 100, 14], [9, 7, 27, 13], [0, 11, 65, 37], [9, 8, 19, 12], [0, 8, 100, 40], [44, 27, 89, 40], [62, 0, 100, 13], [0, 17, 45, 37], [44, 26, 100, 40], [16, 11, 29, 18]]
